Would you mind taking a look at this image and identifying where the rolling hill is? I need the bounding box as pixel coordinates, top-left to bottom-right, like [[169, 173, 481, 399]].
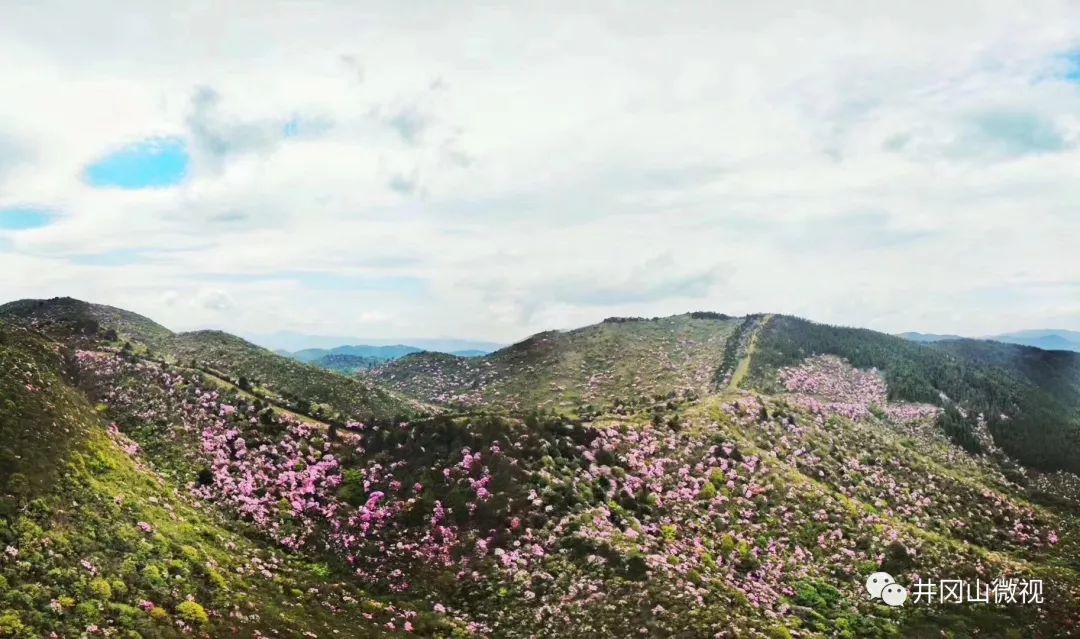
[[370, 313, 742, 412], [0, 297, 173, 348], [167, 330, 425, 423], [285, 345, 491, 374], [310, 353, 389, 373], [0, 297, 422, 424], [745, 315, 1080, 473], [291, 344, 425, 364], [4, 299, 1080, 636], [0, 323, 427, 638]]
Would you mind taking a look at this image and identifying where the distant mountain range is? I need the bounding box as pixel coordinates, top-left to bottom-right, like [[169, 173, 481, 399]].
[[244, 329, 504, 354], [900, 329, 1080, 352], [278, 343, 490, 374]]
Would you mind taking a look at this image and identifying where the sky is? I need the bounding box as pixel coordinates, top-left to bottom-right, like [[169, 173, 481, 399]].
[[1, 1, 1080, 343]]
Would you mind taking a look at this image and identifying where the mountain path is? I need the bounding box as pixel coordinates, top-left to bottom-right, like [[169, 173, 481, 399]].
[[726, 313, 773, 392]]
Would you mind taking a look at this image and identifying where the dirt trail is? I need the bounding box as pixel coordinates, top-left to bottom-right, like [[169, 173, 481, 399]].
[[726, 314, 773, 392]]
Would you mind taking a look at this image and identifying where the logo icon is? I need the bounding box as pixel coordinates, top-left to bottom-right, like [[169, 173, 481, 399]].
[[866, 571, 907, 607]]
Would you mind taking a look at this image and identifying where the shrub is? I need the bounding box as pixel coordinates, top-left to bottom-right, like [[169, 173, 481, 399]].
[[0, 611, 24, 637], [175, 600, 209, 626], [88, 578, 113, 600]]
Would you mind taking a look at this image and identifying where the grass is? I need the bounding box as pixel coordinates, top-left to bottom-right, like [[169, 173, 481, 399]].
[[0, 324, 411, 638], [373, 313, 741, 412]]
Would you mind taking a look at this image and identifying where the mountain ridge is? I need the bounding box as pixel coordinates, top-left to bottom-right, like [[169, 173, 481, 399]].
[[0, 297, 424, 424], [4, 297, 1080, 635]]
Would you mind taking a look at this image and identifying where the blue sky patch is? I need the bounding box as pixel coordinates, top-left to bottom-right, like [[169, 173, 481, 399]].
[[0, 207, 54, 230], [1061, 51, 1080, 83], [85, 137, 190, 189]]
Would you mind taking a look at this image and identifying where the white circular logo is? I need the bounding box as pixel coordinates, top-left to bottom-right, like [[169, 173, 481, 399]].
[[866, 571, 895, 600], [881, 583, 909, 607]]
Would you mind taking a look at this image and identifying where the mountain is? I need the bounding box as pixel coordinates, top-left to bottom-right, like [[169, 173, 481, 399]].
[[291, 344, 425, 363], [899, 328, 1080, 352], [288, 344, 490, 375], [990, 329, 1080, 352], [747, 316, 1080, 473], [245, 330, 504, 355], [310, 352, 388, 374], [168, 330, 424, 423], [4, 299, 1080, 637], [896, 331, 964, 343], [0, 296, 173, 348], [0, 297, 423, 424], [371, 313, 744, 412], [0, 323, 418, 638]]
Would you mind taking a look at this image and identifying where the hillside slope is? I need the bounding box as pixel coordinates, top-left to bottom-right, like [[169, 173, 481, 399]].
[[0, 297, 172, 348], [68, 328, 1080, 637], [744, 315, 1080, 473], [6, 303, 1080, 636], [0, 298, 421, 424], [168, 330, 423, 423], [371, 313, 741, 411], [292, 345, 424, 364], [0, 324, 422, 638]]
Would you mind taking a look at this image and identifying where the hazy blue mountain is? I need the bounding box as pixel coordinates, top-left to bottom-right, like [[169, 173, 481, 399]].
[[989, 329, 1080, 352], [897, 331, 964, 343], [292, 344, 425, 363], [899, 329, 1080, 353], [245, 329, 504, 354]]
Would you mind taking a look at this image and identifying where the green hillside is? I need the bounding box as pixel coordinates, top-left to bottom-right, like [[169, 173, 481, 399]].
[[744, 315, 1080, 473], [5, 301, 1080, 636], [310, 353, 388, 374], [167, 330, 423, 424], [0, 298, 422, 425], [0, 297, 172, 348], [65, 322, 1080, 637], [0, 324, 422, 638], [371, 313, 742, 412], [292, 345, 423, 364]]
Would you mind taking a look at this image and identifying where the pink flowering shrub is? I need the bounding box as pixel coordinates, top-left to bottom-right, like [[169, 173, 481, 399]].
[[71, 348, 1077, 637]]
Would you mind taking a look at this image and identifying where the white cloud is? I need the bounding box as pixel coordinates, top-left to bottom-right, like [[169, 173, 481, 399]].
[[2, 1, 1080, 341]]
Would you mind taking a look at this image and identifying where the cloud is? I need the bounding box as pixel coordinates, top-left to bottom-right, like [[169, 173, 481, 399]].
[[185, 87, 334, 171], [0, 133, 30, 180], [2, 2, 1080, 341], [381, 104, 429, 145], [196, 288, 236, 311], [887, 109, 1073, 162], [386, 168, 420, 195]]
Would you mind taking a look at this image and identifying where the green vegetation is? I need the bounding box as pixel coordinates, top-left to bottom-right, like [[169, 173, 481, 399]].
[[0, 297, 172, 349], [745, 315, 1080, 472], [167, 330, 422, 423], [4, 301, 1080, 636], [373, 313, 740, 413], [309, 353, 390, 373], [0, 323, 410, 637], [0, 298, 422, 425]]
